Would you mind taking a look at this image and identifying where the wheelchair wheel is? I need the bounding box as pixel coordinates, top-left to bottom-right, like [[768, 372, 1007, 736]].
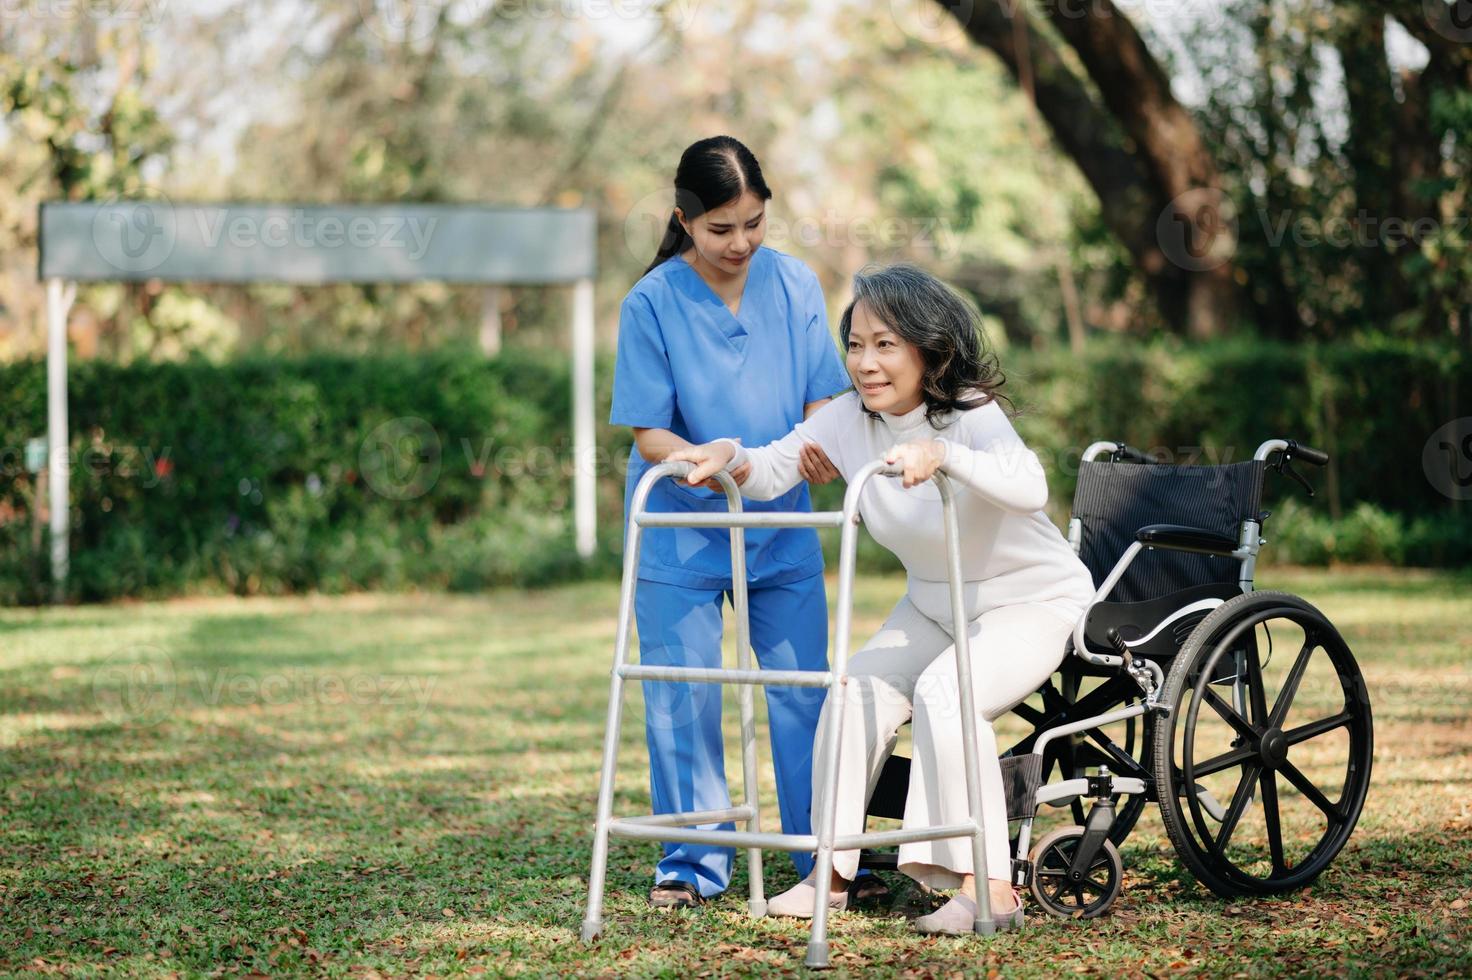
[[1152, 591, 1373, 897], [1028, 826, 1123, 919]]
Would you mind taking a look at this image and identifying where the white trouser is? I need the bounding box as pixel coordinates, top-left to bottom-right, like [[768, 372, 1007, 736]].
[[811, 596, 1076, 888]]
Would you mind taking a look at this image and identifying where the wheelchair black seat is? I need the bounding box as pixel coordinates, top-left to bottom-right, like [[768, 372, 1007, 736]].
[[1074, 581, 1242, 661]]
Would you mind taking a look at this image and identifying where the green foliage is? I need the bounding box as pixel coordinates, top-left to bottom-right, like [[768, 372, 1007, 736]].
[[1007, 336, 1469, 526], [0, 350, 630, 604], [1, 338, 1465, 604]]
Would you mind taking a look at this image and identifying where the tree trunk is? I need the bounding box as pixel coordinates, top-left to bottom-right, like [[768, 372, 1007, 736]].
[[942, 0, 1239, 338]]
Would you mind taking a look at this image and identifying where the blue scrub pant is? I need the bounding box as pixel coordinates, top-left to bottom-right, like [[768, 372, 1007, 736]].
[[636, 573, 829, 897]]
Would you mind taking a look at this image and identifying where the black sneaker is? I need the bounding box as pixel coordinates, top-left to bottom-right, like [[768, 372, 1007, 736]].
[[648, 880, 704, 909]]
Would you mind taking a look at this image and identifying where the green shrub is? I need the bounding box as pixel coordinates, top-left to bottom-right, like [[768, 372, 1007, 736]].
[[0, 337, 1465, 604], [0, 350, 631, 604]]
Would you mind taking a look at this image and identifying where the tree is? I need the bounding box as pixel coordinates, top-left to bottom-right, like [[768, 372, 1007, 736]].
[[939, 0, 1239, 339], [939, 0, 1472, 342]]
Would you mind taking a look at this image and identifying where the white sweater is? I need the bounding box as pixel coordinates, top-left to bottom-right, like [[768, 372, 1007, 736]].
[[725, 392, 1095, 624]]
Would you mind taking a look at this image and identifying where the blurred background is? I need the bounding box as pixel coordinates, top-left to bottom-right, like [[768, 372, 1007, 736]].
[[0, 0, 1468, 603]]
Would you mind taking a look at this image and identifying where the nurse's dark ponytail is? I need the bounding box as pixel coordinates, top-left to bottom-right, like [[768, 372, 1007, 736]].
[[644, 136, 773, 276]]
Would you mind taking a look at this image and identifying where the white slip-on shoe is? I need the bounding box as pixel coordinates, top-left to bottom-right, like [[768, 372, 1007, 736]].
[[766, 876, 851, 919]]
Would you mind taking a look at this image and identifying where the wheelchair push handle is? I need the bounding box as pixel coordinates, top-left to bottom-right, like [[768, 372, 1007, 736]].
[[1253, 437, 1329, 466], [1080, 441, 1154, 464], [1113, 444, 1155, 465], [1254, 438, 1329, 499], [1288, 441, 1330, 467]]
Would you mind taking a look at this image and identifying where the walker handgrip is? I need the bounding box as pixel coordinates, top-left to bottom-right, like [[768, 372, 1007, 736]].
[[662, 460, 696, 479], [877, 463, 905, 478]]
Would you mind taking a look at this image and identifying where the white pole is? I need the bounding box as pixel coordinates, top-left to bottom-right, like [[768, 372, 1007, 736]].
[[572, 277, 596, 559], [479, 285, 503, 356], [46, 277, 75, 600]]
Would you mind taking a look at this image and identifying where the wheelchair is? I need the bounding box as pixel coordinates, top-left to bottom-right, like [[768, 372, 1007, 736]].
[[859, 437, 1374, 918], [582, 436, 1373, 967]]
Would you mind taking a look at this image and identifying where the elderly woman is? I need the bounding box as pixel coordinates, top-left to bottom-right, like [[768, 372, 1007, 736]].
[[671, 264, 1094, 934]]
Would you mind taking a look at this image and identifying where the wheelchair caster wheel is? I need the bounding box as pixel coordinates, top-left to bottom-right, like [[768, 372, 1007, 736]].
[[1028, 826, 1123, 919]]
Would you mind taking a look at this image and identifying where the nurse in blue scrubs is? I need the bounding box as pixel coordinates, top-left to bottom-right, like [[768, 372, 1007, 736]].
[[611, 136, 852, 907]]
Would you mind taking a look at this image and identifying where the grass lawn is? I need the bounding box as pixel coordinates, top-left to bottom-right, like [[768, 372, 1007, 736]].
[[1, 566, 1469, 977]]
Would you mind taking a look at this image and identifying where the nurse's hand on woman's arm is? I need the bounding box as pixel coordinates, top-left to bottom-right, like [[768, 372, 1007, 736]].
[[797, 399, 839, 486], [797, 442, 839, 485], [636, 428, 750, 491]]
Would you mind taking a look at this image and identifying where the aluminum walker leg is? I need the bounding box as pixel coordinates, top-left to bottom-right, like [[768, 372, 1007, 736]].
[[580, 470, 658, 942]]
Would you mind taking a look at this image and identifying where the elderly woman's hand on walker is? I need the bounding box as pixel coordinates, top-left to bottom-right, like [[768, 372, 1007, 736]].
[[885, 439, 946, 489]]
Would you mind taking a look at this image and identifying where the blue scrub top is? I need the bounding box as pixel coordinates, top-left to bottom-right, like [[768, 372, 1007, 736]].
[[611, 246, 852, 590]]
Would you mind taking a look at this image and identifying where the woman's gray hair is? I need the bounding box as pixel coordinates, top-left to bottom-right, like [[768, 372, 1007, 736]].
[[838, 263, 1010, 427]]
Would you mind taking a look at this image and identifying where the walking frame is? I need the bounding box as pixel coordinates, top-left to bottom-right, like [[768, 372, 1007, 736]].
[[581, 458, 1003, 968], [583, 437, 1370, 965]]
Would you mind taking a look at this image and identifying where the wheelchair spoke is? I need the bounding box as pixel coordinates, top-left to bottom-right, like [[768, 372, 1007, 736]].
[[1245, 646, 1270, 727], [1284, 711, 1352, 746], [1215, 762, 1261, 853], [1258, 768, 1287, 876], [1202, 685, 1259, 740], [1074, 743, 1117, 770], [1193, 743, 1257, 779], [1280, 759, 1342, 820], [1267, 639, 1315, 730], [1011, 702, 1046, 726]]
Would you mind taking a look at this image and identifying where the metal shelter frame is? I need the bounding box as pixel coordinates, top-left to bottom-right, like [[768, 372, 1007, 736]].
[[38, 201, 599, 596]]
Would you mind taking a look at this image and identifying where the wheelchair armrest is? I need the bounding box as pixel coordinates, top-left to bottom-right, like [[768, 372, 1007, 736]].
[[1135, 524, 1238, 557]]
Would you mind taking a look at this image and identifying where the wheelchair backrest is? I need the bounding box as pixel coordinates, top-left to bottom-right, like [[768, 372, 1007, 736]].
[[1070, 458, 1267, 603]]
